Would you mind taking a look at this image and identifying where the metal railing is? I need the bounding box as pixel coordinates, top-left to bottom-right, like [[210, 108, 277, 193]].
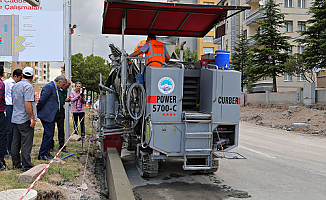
[[246, 8, 265, 25]]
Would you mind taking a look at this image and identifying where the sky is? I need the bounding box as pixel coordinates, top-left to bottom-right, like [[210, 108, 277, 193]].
[[51, 0, 163, 79]]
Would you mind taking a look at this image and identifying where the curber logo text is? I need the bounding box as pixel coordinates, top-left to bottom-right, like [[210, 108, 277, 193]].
[[218, 97, 241, 105]]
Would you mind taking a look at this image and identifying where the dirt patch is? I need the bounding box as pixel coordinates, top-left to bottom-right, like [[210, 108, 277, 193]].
[[34, 146, 107, 200], [48, 174, 64, 185], [241, 104, 326, 135], [133, 182, 251, 200], [35, 181, 67, 200], [63, 147, 107, 200]]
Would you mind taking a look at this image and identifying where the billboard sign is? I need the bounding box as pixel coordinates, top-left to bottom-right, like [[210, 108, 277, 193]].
[[0, 0, 63, 61]]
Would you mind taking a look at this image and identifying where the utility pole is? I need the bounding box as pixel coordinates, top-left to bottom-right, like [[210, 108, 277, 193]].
[[64, 0, 72, 141]]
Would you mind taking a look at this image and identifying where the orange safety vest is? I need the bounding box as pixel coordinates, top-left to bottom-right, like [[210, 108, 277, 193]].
[[134, 40, 147, 57], [145, 40, 166, 67]]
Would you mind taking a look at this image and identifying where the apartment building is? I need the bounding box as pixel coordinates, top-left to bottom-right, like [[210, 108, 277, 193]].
[[11, 61, 50, 83], [215, 0, 312, 92], [168, 0, 219, 59], [11, 61, 51, 92], [196, 0, 220, 57], [0, 61, 11, 80]]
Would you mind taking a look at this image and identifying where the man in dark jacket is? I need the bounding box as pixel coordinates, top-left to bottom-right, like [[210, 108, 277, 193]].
[[37, 75, 66, 160], [50, 78, 71, 153]]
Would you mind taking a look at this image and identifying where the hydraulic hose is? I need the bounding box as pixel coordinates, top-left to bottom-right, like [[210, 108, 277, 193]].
[[126, 82, 146, 120], [61, 152, 87, 160]]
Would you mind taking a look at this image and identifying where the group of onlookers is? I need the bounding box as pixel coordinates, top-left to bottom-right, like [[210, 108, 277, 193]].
[[0, 65, 86, 172]]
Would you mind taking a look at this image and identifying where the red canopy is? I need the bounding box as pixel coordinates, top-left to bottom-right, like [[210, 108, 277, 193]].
[[102, 0, 250, 37]]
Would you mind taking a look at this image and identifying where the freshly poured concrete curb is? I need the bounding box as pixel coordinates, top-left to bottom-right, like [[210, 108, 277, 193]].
[[0, 189, 37, 200], [106, 147, 135, 200]]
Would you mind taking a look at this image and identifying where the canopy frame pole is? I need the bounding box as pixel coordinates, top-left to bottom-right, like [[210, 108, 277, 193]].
[[121, 16, 126, 91], [222, 9, 245, 20], [148, 11, 159, 34], [121, 11, 127, 115], [203, 15, 223, 34], [175, 13, 191, 35]]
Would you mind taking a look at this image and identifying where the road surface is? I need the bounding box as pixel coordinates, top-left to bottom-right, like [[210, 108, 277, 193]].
[[122, 122, 326, 200]]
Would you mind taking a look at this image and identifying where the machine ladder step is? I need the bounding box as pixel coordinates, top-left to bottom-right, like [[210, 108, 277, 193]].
[[184, 120, 212, 123], [186, 132, 212, 139], [183, 112, 211, 120], [186, 148, 212, 152], [185, 148, 211, 156], [186, 132, 212, 135], [183, 166, 211, 170]]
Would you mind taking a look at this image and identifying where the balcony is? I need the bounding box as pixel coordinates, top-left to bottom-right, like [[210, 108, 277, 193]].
[[248, 37, 256, 47], [213, 37, 221, 44], [246, 0, 260, 4], [246, 8, 265, 25]]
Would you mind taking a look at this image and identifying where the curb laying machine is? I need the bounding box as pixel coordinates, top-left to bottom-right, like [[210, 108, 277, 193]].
[[98, 0, 249, 177]]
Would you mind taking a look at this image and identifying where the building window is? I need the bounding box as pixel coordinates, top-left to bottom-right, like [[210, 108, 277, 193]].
[[297, 74, 305, 81], [16, 62, 20, 65], [285, 21, 293, 32], [44, 65, 46, 68], [298, 21, 306, 31], [298, 0, 305, 8], [203, 36, 214, 43], [243, 10, 249, 21], [284, 73, 293, 81], [284, 0, 293, 7], [44, 76, 46, 80], [44, 70, 46, 74], [244, 30, 247, 39], [35, 69, 38, 75], [226, 39, 229, 51], [298, 46, 305, 54], [203, 47, 214, 54]]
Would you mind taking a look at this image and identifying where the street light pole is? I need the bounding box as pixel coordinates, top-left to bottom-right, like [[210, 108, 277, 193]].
[[64, 1, 71, 141], [77, 34, 108, 55]]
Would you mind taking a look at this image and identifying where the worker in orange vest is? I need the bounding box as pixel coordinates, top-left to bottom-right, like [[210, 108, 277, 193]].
[[134, 40, 147, 57], [129, 34, 170, 67]]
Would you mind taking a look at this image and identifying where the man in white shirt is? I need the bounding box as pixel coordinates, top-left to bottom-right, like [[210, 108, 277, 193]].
[[4, 69, 22, 156]]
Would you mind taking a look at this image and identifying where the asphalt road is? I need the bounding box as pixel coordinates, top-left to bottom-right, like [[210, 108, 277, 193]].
[[219, 122, 326, 200], [123, 122, 326, 200]]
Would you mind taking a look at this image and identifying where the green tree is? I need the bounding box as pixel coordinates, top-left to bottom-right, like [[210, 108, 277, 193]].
[[296, 0, 326, 70], [284, 54, 315, 83], [71, 53, 110, 94], [251, 0, 292, 92], [175, 47, 198, 62], [231, 29, 256, 92]]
